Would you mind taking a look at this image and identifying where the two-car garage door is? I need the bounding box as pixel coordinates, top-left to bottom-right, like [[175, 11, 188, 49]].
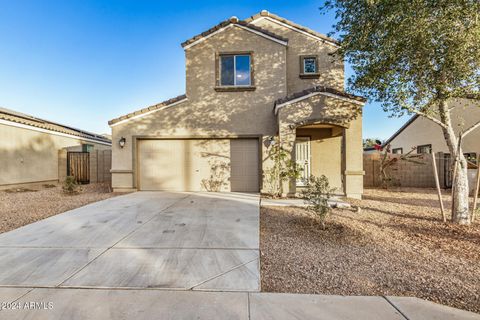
[[137, 139, 259, 192]]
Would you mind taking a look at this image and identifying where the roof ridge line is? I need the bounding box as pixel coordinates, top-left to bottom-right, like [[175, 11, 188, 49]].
[[181, 16, 288, 49], [245, 10, 340, 47], [0, 108, 111, 143]]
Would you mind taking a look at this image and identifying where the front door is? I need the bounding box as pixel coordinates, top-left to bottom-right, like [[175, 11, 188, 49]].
[[295, 137, 311, 186]]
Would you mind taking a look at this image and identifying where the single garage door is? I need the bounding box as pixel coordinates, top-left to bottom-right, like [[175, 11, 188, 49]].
[[137, 139, 259, 192]]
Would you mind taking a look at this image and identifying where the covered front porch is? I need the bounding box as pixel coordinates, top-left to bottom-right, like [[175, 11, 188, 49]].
[[274, 86, 365, 199], [294, 123, 345, 194]]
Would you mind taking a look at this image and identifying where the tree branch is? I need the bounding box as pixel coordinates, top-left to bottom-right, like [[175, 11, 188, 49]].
[[405, 106, 448, 130], [461, 120, 480, 139]]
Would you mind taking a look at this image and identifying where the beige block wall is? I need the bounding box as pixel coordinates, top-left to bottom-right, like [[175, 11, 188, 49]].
[[0, 123, 110, 186], [251, 18, 344, 94], [364, 153, 436, 188], [389, 99, 480, 155], [111, 26, 287, 191], [58, 149, 111, 184]]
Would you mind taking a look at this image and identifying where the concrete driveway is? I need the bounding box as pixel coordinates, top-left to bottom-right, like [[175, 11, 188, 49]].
[[0, 192, 260, 291], [1, 192, 478, 319]]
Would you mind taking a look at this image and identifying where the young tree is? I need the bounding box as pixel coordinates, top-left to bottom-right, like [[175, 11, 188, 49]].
[[322, 0, 480, 224]]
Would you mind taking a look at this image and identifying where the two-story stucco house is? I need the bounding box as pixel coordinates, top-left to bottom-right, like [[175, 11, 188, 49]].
[[108, 10, 365, 198]]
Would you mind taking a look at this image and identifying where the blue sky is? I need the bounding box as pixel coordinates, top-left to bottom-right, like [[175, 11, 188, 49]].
[[0, 0, 407, 138]]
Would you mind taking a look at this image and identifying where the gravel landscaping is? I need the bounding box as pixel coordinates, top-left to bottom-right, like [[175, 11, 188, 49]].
[[0, 183, 119, 234], [260, 188, 480, 313]]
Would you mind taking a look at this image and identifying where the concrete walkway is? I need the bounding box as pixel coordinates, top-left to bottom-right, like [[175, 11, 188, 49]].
[[261, 197, 352, 208], [1, 288, 479, 319], [0, 192, 478, 319]]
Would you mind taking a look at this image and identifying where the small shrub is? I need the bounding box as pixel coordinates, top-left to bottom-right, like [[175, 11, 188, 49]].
[[63, 176, 81, 195], [264, 140, 303, 197], [301, 175, 336, 229]]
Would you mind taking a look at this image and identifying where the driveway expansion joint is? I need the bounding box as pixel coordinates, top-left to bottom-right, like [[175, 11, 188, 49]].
[[383, 296, 411, 320], [189, 257, 259, 290]]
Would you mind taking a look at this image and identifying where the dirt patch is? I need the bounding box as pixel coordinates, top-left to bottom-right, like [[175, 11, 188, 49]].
[[260, 188, 480, 313], [0, 183, 121, 234]]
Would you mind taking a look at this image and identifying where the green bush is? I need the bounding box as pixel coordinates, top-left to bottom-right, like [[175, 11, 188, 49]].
[[301, 175, 336, 229], [264, 140, 303, 197], [62, 176, 81, 195]]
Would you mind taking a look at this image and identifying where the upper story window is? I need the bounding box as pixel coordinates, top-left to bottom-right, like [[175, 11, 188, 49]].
[[303, 57, 317, 73], [216, 53, 255, 92], [299, 55, 320, 79], [220, 54, 251, 86]]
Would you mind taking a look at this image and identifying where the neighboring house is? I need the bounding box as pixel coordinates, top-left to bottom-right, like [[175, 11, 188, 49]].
[[0, 107, 111, 188], [109, 10, 365, 198], [384, 98, 480, 163]]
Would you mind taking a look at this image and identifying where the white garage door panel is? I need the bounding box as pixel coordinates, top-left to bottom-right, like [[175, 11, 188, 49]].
[[138, 139, 258, 192], [138, 139, 230, 191]]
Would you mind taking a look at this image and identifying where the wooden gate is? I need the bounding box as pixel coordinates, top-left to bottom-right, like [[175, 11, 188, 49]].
[[67, 152, 90, 184]]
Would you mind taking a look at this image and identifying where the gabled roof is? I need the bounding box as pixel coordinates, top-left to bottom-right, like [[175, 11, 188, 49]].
[[245, 10, 340, 47], [382, 115, 419, 147], [274, 86, 366, 114], [181, 16, 288, 49], [0, 107, 111, 145], [108, 94, 187, 126]]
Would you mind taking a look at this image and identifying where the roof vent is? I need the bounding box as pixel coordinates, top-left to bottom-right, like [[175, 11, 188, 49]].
[[229, 16, 239, 23], [260, 10, 269, 16]]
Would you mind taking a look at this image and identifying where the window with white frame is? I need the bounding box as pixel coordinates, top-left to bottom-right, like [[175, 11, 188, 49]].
[[219, 54, 251, 86]]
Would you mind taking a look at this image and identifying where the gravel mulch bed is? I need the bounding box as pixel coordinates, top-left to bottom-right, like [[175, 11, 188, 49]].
[[0, 183, 120, 234], [260, 188, 480, 313]]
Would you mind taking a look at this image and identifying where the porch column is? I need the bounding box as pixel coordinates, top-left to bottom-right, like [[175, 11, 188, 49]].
[[279, 121, 297, 196], [343, 117, 364, 199]]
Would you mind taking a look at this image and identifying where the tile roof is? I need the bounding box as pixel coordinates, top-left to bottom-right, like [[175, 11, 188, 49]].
[[245, 10, 340, 47], [274, 86, 366, 108], [108, 94, 187, 126], [0, 107, 111, 144], [181, 16, 288, 48]]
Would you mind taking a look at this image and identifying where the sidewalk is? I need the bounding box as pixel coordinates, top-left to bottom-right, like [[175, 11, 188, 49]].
[[1, 288, 478, 320]]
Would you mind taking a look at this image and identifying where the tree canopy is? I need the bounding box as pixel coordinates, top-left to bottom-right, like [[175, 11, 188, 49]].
[[322, 0, 480, 121]]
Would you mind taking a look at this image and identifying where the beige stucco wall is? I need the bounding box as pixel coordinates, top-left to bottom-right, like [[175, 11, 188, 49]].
[[296, 127, 343, 190], [389, 99, 480, 155], [111, 25, 287, 191], [0, 123, 110, 187], [110, 19, 363, 198], [277, 94, 363, 198], [251, 18, 344, 94], [343, 116, 364, 198]]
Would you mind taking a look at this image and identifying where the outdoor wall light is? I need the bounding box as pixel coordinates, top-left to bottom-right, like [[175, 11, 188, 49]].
[[268, 136, 276, 147], [119, 137, 126, 148]]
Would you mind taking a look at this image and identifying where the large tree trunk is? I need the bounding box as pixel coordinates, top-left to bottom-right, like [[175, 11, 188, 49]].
[[452, 156, 471, 224], [438, 101, 471, 224]]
